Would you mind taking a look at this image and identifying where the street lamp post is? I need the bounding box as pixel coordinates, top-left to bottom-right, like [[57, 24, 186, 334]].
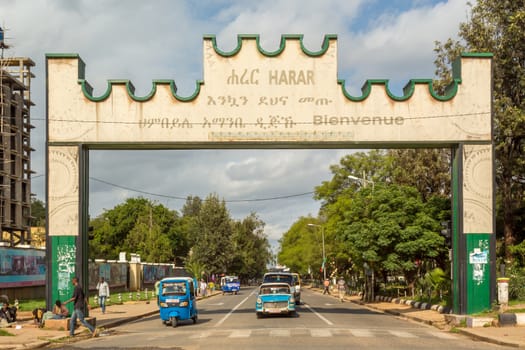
[[348, 172, 375, 190], [308, 223, 326, 280]]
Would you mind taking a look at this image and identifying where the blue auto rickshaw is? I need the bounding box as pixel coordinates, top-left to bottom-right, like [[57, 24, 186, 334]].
[[221, 276, 240, 295], [158, 277, 198, 327]]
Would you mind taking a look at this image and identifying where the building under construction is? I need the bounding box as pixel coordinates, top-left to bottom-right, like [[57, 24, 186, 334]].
[[0, 30, 35, 247]]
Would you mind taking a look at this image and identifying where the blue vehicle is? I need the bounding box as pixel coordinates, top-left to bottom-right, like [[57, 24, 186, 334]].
[[255, 282, 296, 318], [221, 276, 240, 295], [158, 277, 198, 327]]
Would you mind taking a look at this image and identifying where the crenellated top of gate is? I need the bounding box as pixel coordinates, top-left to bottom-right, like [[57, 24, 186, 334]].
[[46, 35, 493, 145], [46, 35, 491, 104]]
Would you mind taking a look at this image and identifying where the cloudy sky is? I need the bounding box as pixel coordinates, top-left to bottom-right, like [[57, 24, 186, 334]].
[[1, 0, 469, 252]]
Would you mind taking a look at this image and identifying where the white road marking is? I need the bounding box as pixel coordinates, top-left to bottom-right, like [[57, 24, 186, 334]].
[[189, 331, 211, 339], [270, 329, 290, 337], [178, 328, 463, 340], [214, 290, 255, 327], [229, 330, 251, 338], [310, 329, 332, 337], [349, 329, 374, 337], [302, 303, 334, 326], [389, 330, 418, 338]]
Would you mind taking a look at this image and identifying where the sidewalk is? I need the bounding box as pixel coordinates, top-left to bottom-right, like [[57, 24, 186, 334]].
[[314, 287, 525, 348], [2, 289, 525, 349], [1, 291, 221, 350]]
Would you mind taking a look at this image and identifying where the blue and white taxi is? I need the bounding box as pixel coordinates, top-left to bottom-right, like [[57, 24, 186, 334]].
[[255, 282, 296, 318]]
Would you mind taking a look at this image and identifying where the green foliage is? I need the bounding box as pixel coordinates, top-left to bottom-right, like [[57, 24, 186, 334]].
[[278, 217, 323, 276], [230, 213, 272, 281], [0, 329, 14, 336], [185, 260, 207, 281], [507, 265, 525, 300], [182, 194, 271, 279], [188, 194, 234, 275], [388, 149, 451, 202], [340, 183, 447, 290], [416, 267, 449, 303], [304, 151, 450, 294], [89, 197, 186, 262], [30, 198, 46, 227], [86, 194, 271, 277]]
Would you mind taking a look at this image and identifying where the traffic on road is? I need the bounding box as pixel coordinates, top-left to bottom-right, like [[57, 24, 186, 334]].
[[57, 287, 506, 350]]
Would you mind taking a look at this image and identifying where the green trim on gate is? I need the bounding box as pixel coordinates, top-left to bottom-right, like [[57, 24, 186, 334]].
[[451, 149, 460, 314], [203, 34, 337, 57], [338, 78, 461, 102], [46, 45, 492, 104], [466, 234, 492, 314], [50, 236, 77, 314]]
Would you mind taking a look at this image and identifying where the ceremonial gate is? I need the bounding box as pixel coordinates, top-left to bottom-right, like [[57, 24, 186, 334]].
[[46, 35, 493, 314]]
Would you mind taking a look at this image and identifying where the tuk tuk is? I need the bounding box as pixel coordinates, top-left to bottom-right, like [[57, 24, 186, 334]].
[[221, 276, 240, 295], [158, 277, 198, 327]]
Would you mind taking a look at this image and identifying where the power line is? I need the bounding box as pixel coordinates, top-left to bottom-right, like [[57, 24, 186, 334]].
[[90, 176, 314, 203]]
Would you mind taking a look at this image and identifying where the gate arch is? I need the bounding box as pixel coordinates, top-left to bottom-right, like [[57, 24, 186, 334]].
[[46, 34, 494, 314]]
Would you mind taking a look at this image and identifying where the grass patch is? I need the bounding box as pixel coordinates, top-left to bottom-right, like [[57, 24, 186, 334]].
[[507, 307, 525, 313], [0, 329, 14, 336], [15, 298, 46, 312], [18, 290, 156, 311]]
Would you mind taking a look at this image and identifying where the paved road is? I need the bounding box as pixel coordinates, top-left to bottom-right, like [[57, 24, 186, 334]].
[[50, 288, 507, 350]]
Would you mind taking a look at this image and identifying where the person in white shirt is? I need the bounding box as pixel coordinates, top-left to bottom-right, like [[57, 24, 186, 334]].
[[96, 277, 110, 314]]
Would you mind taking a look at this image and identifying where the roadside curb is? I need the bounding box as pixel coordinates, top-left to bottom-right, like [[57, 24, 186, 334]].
[[456, 329, 520, 348], [498, 312, 525, 327], [7, 291, 222, 349], [373, 295, 452, 314], [348, 298, 441, 327]]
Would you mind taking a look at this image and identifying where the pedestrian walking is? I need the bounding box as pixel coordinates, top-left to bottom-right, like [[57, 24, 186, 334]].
[[323, 278, 330, 295], [337, 277, 346, 302], [96, 277, 110, 314], [64, 277, 98, 337], [200, 279, 207, 297]]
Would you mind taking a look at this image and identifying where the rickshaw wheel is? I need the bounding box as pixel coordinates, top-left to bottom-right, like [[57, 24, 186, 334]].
[[192, 315, 198, 324], [171, 317, 178, 327]]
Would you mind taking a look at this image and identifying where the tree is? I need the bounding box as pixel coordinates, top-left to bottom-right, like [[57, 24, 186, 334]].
[[278, 216, 323, 277], [339, 184, 447, 296], [189, 194, 234, 275], [388, 149, 451, 201], [89, 197, 186, 261], [30, 198, 46, 227], [230, 213, 271, 281], [435, 0, 525, 260], [311, 150, 450, 295]]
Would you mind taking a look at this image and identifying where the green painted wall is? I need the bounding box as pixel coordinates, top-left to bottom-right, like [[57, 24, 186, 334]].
[[466, 234, 491, 314], [50, 235, 77, 313]]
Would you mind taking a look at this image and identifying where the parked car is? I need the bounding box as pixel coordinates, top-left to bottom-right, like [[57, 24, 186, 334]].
[[255, 282, 296, 318]]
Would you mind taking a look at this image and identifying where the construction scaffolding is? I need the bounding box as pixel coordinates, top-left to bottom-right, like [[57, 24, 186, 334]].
[[0, 55, 35, 247]]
